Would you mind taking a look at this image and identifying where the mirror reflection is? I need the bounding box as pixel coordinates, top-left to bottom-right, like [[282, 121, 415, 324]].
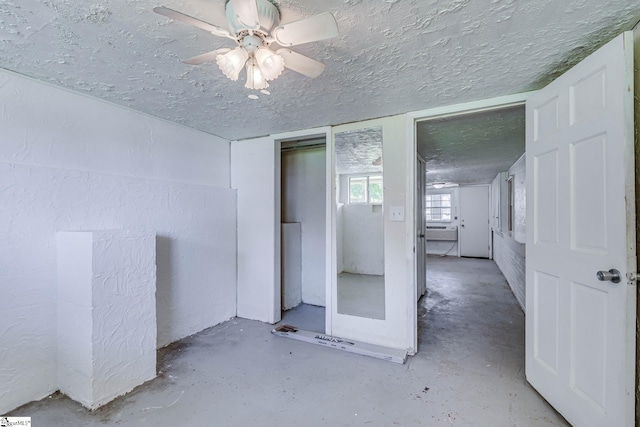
[[335, 127, 385, 319]]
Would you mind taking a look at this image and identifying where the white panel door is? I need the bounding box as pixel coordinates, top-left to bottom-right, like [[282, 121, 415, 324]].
[[459, 185, 490, 258], [525, 32, 636, 427], [416, 155, 426, 299]]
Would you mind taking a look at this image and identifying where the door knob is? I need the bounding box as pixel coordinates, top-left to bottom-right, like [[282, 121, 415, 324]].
[[596, 269, 621, 283]]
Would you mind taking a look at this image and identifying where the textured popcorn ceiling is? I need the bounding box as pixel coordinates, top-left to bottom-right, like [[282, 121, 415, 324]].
[[417, 105, 525, 185], [335, 127, 382, 175], [1, 0, 639, 141]]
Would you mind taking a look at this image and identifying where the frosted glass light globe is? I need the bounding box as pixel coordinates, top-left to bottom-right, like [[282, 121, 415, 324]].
[[245, 58, 269, 90], [255, 47, 285, 81], [216, 47, 249, 81]]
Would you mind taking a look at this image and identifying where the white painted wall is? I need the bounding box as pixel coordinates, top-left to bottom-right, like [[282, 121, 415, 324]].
[[425, 187, 460, 256], [491, 154, 526, 310], [510, 155, 526, 244], [336, 174, 384, 274], [341, 204, 384, 275], [493, 231, 526, 309], [281, 147, 326, 306], [0, 69, 236, 414], [231, 137, 281, 323]]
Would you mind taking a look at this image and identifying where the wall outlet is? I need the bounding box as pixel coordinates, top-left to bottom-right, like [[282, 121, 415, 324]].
[[389, 206, 405, 222]]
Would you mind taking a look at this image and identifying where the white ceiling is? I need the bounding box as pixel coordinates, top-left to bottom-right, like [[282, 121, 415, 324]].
[[1, 1, 639, 141], [335, 127, 383, 175], [417, 104, 525, 186]]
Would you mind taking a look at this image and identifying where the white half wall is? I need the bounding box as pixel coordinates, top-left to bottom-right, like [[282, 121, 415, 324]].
[[0, 69, 236, 414], [57, 230, 157, 409]]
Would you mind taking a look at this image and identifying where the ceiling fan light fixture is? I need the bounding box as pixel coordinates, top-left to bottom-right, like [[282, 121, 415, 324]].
[[245, 58, 269, 90], [155, 1, 339, 93], [216, 47, 249, 81], [255, 47, 285, 81]]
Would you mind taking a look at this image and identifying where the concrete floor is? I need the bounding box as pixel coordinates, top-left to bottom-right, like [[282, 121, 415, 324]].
[[9, 255, 569, 426], [337, 272, 385, 320]]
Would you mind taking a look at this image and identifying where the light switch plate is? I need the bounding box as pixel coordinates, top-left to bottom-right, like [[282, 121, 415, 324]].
[[389, 206, 404, 222]]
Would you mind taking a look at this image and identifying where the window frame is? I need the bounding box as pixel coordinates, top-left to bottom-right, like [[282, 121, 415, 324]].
[[348, 174, 383, 205], [425, 192, 453, 222]]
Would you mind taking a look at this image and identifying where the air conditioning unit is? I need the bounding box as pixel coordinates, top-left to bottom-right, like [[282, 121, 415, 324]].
[[426, 225, 458, 241]]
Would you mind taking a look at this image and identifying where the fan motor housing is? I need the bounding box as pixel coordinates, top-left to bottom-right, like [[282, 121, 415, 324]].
[[226, 0, 281, 35]]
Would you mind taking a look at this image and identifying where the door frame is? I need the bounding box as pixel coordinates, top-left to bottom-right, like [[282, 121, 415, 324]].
[[405, 92, 534, 351], [269, 126, 332, 324], [416, 153, 427, 300]]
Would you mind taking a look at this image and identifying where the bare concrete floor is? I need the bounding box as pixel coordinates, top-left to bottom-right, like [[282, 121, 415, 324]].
[[9, 256, 569, 426]]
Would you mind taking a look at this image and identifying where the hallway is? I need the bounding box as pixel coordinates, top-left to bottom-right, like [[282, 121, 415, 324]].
[[418, 255, 568, 424], [9, 256, 568, 426]]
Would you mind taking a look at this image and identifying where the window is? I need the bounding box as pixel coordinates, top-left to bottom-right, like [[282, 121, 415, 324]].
[[368, 176, 383, 204], [349, 175, 383, 204], [426, 193, 452, 221]]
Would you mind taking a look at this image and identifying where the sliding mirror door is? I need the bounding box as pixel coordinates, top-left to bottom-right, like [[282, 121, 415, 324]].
[[328, 116, 415, 353], [335, 127, 385, 320]]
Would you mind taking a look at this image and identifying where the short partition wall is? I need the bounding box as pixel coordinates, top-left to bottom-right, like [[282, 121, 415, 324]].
[[56, 230, 157, 409]]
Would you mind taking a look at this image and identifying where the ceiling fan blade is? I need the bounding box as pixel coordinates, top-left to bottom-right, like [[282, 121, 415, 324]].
[[272, 12, 338, 47], [154, 6, 232, 39], [183, 48, 231, 65], [228, 0, 261, 30], [277, 49, 326, 78]]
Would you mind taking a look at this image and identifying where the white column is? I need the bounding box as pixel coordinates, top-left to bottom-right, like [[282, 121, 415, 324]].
[[56, 230, 156, 409]]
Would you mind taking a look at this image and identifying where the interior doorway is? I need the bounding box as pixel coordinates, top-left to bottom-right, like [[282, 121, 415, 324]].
[[410, 96, 528, 348], [416, 103, 525, 261], [280, 137, 327, 333]]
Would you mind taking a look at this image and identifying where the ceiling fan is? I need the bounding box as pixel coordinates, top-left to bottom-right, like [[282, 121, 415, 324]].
[[154, 0, 339, 94]]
